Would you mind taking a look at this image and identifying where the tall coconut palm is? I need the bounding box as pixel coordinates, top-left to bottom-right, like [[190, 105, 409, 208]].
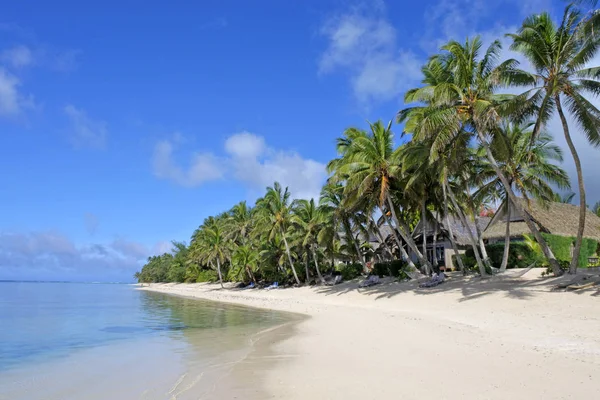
[[291, 198, 326, 284], [196, 224, 230, 288], [232, 244, 259, 283], [328, 121, 432, 272], [318, 182, 369, 270], [399, 36, 563, 275], [255, 182, 301, 285], [508, 6, 600, 273], [226, 201, 253, 245], [474, 122, 571, 271]]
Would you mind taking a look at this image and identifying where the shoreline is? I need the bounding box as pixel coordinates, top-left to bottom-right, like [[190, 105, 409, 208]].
[[140, 272, 600, 399]]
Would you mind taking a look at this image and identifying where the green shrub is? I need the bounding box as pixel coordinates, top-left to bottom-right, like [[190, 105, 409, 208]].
[[336, 263, 363, 280], [540, 234, 599, 268], [196, 270, 218, 283], [452, 253, 476, 271], [481, 242, 544, 269]]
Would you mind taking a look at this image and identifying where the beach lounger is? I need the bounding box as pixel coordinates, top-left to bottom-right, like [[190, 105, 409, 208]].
[[419, 272, 445, 288], [359, 275, 380, 288], [325, 275, 343, 286], [243, 282, 255, 289], [265, 282, 279, 290]]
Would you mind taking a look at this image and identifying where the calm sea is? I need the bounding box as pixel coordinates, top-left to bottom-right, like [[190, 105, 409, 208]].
[[0, 282, 294, 400]]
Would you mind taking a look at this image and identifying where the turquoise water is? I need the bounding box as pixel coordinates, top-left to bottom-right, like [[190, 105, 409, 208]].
[[0, 282, 293, 399]]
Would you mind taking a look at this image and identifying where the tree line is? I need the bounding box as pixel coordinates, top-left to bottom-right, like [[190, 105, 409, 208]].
[[136, 4, 600, 285]]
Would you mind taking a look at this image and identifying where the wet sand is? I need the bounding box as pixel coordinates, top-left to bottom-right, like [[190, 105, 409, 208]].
[[142, 271, 600, 399]]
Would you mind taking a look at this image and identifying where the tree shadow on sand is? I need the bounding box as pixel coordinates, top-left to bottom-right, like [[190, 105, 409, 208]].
[[313, 272, 597, 302]]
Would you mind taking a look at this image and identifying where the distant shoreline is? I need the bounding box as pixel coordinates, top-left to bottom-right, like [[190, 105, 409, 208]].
[[141, 273, 600, 399]]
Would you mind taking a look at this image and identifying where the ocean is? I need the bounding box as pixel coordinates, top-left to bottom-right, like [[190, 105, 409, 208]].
[[0, 282, 295, 399]]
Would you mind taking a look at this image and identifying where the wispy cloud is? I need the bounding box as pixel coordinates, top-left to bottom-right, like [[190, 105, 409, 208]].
[[1, 45, 34, 68], [200, 17, 228, 30], [0, 230, 166, 281], [152, 137, 225, 187], [0, 67, 34, 116], [84, 213, 99, 235], [64, 104, 108, 149], [318, 2, 422, 104]]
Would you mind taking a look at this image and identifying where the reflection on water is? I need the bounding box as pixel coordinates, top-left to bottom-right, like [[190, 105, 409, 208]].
[[0, 283, 297, 400]]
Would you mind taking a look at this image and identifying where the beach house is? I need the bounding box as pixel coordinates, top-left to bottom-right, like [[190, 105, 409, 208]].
[[410, 214, 490, 270]]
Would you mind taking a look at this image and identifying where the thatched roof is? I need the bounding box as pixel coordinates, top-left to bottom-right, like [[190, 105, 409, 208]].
[[483, 198, 600, 241], [413, 213, 490, 246]]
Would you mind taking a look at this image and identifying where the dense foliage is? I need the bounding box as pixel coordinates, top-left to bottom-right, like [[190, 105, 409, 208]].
[[137, 4, 600, 283]]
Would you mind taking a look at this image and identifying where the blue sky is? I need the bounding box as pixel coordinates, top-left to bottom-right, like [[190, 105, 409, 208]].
[[1, 0, 597, 282]]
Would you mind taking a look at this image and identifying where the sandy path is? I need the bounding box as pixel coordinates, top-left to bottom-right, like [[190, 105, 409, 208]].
[[141, 272, 600, 399]]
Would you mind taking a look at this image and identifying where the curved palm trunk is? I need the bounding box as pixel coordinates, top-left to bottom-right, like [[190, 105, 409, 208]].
[[384, 194, 431, 270], [500, 199, 511, 272], [370, 216, 393, 260], [281, 229, 301, 285], [304, 250, 311, 284], [556, 95, 585, 275], [379, 207, 417, 269], [474, 129, 561, 275], [432, 221, 439, 272], [352, 235, 367, 272], [463, 183, 492, 269], [442, 183, 465, 273], [422, 198, 430, 275], [311, 244, 325, 284], [215, 259, 224, 289], [246, 265, 257, 284], [446, 183, 487, 276]]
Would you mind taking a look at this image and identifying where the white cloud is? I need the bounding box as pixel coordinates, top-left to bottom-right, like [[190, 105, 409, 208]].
[[319, 5, 421, 103], [153, 132, 327, 200], [1, 45, 34, 68], [224, 131, 265, 158], [0, 68, 34, 116], [64, 104, 108, 149], [0, 230, 167, 281], [225, 132, 327, 200], [152, 139, 224, 187]]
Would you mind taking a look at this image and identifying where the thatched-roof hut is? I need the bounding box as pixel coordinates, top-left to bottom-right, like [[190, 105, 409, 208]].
[[483, 198, 600, 242]]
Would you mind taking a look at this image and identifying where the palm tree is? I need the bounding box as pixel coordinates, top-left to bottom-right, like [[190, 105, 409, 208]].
[[197, 224, 230, 288], [226, 201, 254, 244], [232, 244, 259, 283], [474, 122, 571, 271], [318, 182, 369, 271], [291, 198, 326, 284], [508, 6, 600, 273], [399, 36, 563, 275], [255, 182, 301, 285], [554, 192, 576, 204], [593, 201, 600, 217], [328, 120, 432, 272]]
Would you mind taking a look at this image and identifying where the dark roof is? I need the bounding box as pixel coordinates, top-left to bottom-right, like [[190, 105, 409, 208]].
[[483, 198, 600, 241]]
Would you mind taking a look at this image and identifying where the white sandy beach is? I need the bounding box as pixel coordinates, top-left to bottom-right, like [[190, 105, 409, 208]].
[[141, 271, 600, 399]]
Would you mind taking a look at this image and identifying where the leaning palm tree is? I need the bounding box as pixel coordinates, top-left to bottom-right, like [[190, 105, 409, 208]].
[[399, 36, 563, 275], [508, 6, 600, 273], [474, 122, 571, 271], [254, 182, 301, 285], [328, 121, 432, 272]]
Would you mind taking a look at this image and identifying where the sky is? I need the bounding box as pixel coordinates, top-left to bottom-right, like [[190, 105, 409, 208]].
[[1, 0, 598, 282]]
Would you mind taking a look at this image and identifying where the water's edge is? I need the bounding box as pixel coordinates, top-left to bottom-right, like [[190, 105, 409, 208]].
[[140, 287, 308, 399]]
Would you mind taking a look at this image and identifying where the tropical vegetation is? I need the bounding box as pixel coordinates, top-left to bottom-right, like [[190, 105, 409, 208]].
[[136, 3, 600, 285]]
